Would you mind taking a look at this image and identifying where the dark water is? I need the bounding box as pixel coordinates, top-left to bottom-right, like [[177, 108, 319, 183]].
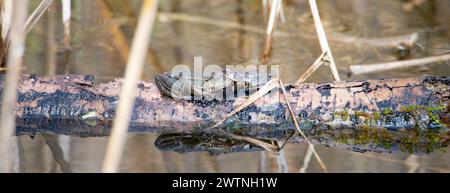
[[11, 0, 450, 172]]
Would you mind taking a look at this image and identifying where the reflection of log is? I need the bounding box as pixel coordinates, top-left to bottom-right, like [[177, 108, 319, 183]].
[[5, 74, 450, 153]]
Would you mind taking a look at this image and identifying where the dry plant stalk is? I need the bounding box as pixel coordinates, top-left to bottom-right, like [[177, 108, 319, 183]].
[[278, 80, 328, 173], [208, 76, 328, 172], [210, 78, 280, 129], [25, 0, 54, 34], [261, 0, 282, 64], [262, 0, 286, 23], [0, 0, 13, 66], [405, 155, 420, 173], [308, 0, 340, 81], [299, 145, 313, 173], [0, 0, 28, 173], [296, 51, 327, 84], [2, 0, 56, 67], [277, 149, 289, 173], [294, 51, 329, 172], [102, 0, 159, 173], [62, 0, 71, 50], [350, 54, 450, 75]]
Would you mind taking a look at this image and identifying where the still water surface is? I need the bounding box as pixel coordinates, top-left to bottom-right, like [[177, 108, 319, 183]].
[[14, 0, 450, 172]]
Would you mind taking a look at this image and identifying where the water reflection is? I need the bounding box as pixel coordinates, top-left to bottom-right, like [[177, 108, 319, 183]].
[[155, 133, 266, 155], [16, 0, 450, 172]]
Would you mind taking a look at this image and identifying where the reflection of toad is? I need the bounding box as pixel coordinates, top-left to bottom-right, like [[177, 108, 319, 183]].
[[154, 133, 266, 155]]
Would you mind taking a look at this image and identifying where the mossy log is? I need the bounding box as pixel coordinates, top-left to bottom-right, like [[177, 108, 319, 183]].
[[4, 74, 449, 153]]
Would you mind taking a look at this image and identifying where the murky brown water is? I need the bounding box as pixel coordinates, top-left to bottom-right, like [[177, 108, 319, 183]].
[[11, 0, 450, 172]]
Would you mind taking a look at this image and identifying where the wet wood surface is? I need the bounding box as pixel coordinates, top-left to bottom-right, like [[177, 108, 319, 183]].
[[4, 74, 450, 153]]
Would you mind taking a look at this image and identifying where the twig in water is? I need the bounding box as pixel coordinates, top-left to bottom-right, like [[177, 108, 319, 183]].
[[405, 155, 420, 173], [350, 54, 450, 75], [293, 51, 328, 173], [299, 144, 313, 173], [277, 149, 289, 173], [278, 79, 328, 173], [0, 0, 28, 173], [225, 132, 279, 153], [308, 0, 340, 81], [208, 77, 327, 172], [102, 0, 159, 173]]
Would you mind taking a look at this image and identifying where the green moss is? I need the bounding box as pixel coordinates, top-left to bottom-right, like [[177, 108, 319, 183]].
[[401, 105, 419, 113], [336, 133, 352, 144], [382, 108, 394, 115], [430, 114, 440, 123], [334, 110, 350, 121], [355, 111, 369, 117], [426, 104, 447, 112], [373, 112, 381, 120]]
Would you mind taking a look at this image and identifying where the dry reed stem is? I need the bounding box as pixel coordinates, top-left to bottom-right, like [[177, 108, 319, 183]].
[[208, 77, 326, 173], [210, 78, 280, 129], [158, 12, 290, 37], [25, 0, 54, 34], [405, 155, 420, 173], [46, 1, 57, 75], [299, 144, 313, 173], [157, 11, 427, 49], [207, 78, 281, 152], [1, 0, 12, 39], [102, 0, 159, 173], [262, 0, 268, 22], [263, 0, 285, 23], [294, 51, 328, 173], [276, 149, 289, 173], [350, 54, 450, 75], [226, 132, 279, 153], [295, 51, 326, 84], [62, 0, 71, 50], [98, 0, 131, 62], [0, 0, 28, 173], [278, 2, 286, 23], [278, 79, 328, 172], [261, 0, 282, 64], [308, 0, 340, 81]]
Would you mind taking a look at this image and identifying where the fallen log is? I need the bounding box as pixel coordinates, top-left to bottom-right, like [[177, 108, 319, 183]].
[[4, 74, 450, 153]]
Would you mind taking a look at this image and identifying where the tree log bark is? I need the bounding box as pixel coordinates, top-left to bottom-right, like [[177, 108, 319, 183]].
[[5, 74, 450, 153]]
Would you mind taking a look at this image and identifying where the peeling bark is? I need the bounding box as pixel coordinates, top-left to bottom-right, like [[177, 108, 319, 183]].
[[3, 74, 450, 153]]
